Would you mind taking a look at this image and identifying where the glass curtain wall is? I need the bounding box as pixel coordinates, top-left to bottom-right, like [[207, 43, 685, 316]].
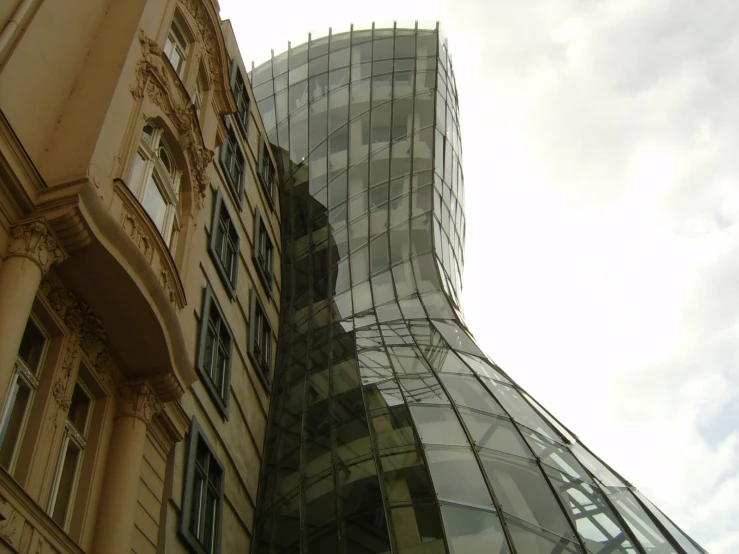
[[249, 22, 707, 554]]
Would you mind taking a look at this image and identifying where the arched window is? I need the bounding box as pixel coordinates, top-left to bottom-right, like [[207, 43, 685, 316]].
[[127, 123, 182, 250]]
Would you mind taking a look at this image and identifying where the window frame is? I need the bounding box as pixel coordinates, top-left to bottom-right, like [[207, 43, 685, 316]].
[[230, 61, 250, 140], [257, 137, 277, 209], [248, 291, 273, 388], [218, 120, 246, 208], [0, 315, 48, 472], [195, 288, 233, 419], [164, 19, 189, 78], [179, 418, 225, 554], [47, 381, 93, 530], [208, 190, 239, 298], [127, 122, 183, 251], [252, 208, 274, 296]]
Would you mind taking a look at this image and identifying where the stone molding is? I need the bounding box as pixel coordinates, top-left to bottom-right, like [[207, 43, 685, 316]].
[[51, 338, 79, 413], [131, 29, 213, 209], [39, 281, 115, 385], [179, 0, 224, 86], [117, 381, 162, 424], [7, 220, 67, 275], [114, 180, 186, 309]]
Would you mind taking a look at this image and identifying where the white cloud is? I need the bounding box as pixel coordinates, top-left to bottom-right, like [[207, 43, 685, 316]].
[[219, 0, 739, 550]]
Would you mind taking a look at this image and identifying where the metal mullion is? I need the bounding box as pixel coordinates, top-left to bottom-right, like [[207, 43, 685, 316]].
[[412, 331, 517, 554], [465, 367, 588, 552], [337, 23, 398, 554], [627, 490, 687, 554], [574, 470, 648, 554], [372, 318, 450, 554]]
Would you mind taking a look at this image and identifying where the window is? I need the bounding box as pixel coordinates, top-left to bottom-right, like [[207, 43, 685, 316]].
[[164, 20, 188, 77], [258, 140, 276, 203], [249, 293, 272, 382], [219, 122, 245, 205], [208, 191, 239, 295], [180, 419, 224, 554], [196, 289, 232, 417], [127, 123, 182, 250], [48, 382, 92, 530], [230, 64, 250, 137], [252, 209, 274, 293], [0, 317, 46, 470]]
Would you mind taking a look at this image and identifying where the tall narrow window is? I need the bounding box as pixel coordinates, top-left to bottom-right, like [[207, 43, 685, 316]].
[[196, 289, 232, 417], [252, 209, 274, 292], [209, 191, 239, 294], [0, 317, 46, 470], [164, 20, 188, 77], [230, 65, 250, 136], [249, 294, 273, 380], [180, 420, 224, 554], [258, 140, 276, 202], [219, 123, 245, 204], [48, 383, 92, 529], [127, 123, 182, 250]]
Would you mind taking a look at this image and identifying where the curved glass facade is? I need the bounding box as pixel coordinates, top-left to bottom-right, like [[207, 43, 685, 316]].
[[250, 23, 706, 554]]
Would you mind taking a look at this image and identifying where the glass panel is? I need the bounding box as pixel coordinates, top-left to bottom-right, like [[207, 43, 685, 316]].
[[439, 373, 505, 415], [410, 405, 467, 446], [441, 504, 510, 554], [370, 405, 416, 450], [571, 444, 626, 488], [609, 490, 677, 553], [633, 491, 706, 554], [460, 410, 531, 458], [0, 377, 32, 468], [142, 176, 167, 231], [480, 450, 577, 541], [505, 515, 582, 553], [430, 320, 484, 357], [543, 464, 637, 554], [458, 352, 510, 383], [304, 473, 335, 528], [398, 375, 448, 405], [381, 450, 435, 504], [487, 381, 559, 441], [52, 439, 82, 527], [391, 504, 446, 553], [425, 446, 493, 509], [17, 319, 45, 372], [128, 151, 146, 192], [67, 385, 91, 435]]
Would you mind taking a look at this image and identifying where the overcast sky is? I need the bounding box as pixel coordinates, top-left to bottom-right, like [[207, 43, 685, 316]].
[[219, 1, 739, 551]]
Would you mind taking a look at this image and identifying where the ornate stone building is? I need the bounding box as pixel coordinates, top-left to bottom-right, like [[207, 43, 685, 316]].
[[0, 1, 278, 553]]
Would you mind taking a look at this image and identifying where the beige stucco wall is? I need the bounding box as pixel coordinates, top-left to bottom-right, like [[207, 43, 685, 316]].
[[0, 0, 278, 553]]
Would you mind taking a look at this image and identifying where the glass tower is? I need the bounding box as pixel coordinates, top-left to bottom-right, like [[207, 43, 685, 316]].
[[249, 23, 706, 554]]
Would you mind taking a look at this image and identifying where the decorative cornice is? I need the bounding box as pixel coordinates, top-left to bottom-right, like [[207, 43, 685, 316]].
[[7, 220, 67, 275], [39, 281, 115, 385], [117, 381, 162, 424], [131, 29, 212, 209]]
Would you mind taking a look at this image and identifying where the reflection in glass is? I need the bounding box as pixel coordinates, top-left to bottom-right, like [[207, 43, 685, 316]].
[[250, 23, 707, 554]]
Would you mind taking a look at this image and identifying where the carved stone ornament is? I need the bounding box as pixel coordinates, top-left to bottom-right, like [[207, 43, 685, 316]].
[[122, 210, 153, 262], [118, 382, 162, 424], [178, 0, 223, 84], [8, 220, 67, 275], [131, 29, 212, 209], [51, 339, 79, 413], [39, 281, 114, 384]]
